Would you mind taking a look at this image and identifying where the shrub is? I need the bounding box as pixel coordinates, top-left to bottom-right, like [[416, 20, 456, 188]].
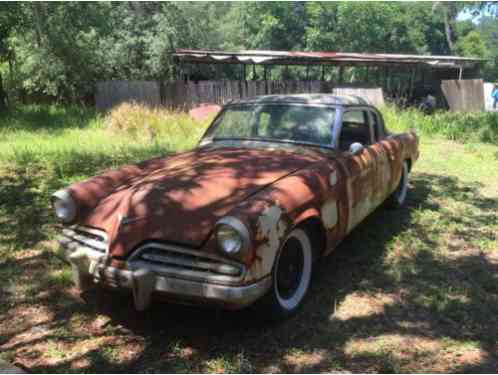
[[104, 102, 211, 148], [381, 105, 498, 144]]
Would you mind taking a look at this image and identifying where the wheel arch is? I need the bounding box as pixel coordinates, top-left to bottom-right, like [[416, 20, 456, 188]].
[[293, 211, 327, 262], [405, 158, 412, 173]]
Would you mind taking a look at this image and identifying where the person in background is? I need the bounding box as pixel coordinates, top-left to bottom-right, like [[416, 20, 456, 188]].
[[492, 84, 498, 110]]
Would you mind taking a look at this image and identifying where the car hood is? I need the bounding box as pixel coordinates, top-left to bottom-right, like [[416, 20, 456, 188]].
[[73, 145, 323, 257]]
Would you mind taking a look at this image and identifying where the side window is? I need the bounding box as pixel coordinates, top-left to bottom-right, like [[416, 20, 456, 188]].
[[255, 111, 271, 137], [339, 110, 373, 151], [368, 110, 384, 142]]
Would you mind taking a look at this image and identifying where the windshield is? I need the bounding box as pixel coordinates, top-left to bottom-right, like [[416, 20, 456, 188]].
[[203, 104, 336, 146]]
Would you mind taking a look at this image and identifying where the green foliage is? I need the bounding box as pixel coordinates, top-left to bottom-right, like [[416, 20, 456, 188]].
[[476, 16, 498, 81], [381, 105, 498, 144], [0, 104, 209, 187], [455, 30, 488, 58], [1, 2, 498, 101]]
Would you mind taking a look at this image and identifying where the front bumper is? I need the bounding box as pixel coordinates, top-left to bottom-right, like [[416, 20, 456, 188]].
[[65, 246, 271, 311]]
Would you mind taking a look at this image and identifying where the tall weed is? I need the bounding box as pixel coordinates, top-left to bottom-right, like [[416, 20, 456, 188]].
[[381, 105, 498, 144], [104, 102, 211, 150]]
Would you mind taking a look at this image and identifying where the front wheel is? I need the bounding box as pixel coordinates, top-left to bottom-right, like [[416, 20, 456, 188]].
[[259, 228, 313, 319], [386, 160, 409, 209]]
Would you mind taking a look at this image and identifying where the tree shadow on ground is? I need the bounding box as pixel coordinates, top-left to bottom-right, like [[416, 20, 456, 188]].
[[2, 171, 497, 373]]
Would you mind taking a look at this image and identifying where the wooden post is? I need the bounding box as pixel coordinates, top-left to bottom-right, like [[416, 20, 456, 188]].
[[321, 65, 325, 81], [409, 67, 416, 99], [242, 64, 246, 81], [384, 66, 390, 93], [306, 65, 310, 81], [339, 66, 344, 84], [264, 65, 268, 94], [215, 63, 221, 80], [374, 67, 380, 86], [252, 64, 257, 80], [365, 66, 370, 83]]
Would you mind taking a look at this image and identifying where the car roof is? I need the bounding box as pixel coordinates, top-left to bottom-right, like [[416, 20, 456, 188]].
[[227, 93, 373, 107]]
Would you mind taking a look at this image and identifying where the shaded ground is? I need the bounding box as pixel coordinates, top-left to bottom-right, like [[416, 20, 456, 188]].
[[0, 138, 497, 373]]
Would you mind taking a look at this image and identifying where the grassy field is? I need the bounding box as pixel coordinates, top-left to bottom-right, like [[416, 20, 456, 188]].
[[0, 105, 497, 373]]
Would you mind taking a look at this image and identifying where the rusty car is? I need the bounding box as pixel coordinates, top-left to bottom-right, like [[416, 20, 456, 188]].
[[52, 94, 419, 318]]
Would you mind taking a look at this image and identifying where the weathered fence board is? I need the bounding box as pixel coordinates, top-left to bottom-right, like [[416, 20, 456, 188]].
[[96, 80, 385, 111], [96, 81, 160, 112], [332, 87, 385, 107], [441, 79, 484, 112]]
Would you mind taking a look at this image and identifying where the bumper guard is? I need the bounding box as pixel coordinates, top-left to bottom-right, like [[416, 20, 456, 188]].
[[66, 247, 271, 311]]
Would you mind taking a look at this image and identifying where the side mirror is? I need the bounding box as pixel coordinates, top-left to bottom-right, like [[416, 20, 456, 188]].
[[349, 142, 364, 155]]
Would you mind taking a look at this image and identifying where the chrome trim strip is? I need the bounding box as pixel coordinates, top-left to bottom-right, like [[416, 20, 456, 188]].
[[61, 228, 108, 252], [59, 226, 109, 254], [128, 242, 246, 285], [129, 242, 239, 265], [140, 252, 241, 276], [129, 260, 242, 285]]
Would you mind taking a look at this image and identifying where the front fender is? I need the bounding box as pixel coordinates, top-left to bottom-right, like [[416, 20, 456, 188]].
[[230, 165, 336, 283]]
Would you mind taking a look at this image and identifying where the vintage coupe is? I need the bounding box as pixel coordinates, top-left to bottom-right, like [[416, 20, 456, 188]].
[[53, 94, 419, 317]]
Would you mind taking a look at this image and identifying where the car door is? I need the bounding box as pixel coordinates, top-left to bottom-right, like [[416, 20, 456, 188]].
[[366, 109, 394, 205], [368, 109, 403, 201], [336, 108, 378, 234]]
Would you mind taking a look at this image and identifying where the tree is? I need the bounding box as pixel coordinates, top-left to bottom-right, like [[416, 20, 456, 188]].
[[0, 2, 24, 109]]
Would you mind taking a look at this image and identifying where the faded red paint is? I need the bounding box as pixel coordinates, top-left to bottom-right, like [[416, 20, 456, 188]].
[[68, 146, 324, 259], [189, 103, 222, 122], [58, 98, 419, 289]]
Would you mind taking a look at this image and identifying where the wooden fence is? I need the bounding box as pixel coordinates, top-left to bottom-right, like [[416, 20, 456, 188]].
[[96, 80, 385, 112], [95, 81, 161, 112], [441, 79, 485, 112]]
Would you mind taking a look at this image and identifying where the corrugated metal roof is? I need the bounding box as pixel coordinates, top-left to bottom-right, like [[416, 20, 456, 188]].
[[173, 49, 484, 69], [227, 94, 371, 106]]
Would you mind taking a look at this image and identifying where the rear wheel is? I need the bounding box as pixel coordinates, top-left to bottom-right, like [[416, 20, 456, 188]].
[[259, 228, 313, 319], [386, 161, 409, 208]]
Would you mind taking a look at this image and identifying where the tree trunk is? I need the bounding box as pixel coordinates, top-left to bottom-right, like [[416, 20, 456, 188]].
[[0, 71, 7, 112], [443, 8, 454, 53]]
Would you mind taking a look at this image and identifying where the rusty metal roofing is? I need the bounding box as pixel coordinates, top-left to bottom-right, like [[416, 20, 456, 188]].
[[173, 49, 484, 68], [227, 94, 371, 106]]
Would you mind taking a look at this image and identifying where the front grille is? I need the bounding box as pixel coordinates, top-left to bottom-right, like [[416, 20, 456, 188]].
[[130, 243, 244, 284], [59, 226, 109, 253]]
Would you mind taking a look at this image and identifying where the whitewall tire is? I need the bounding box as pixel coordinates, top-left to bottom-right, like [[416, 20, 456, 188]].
[[260, 228, 313, 319]]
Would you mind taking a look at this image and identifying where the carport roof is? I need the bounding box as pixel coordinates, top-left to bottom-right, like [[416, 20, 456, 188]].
[[173, 49, 484, 69]]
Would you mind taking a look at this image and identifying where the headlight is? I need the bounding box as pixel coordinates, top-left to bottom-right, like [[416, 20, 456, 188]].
[[217, 224, 243, 254], [215, 217, 251, 257], [51, 189, 77, 223]]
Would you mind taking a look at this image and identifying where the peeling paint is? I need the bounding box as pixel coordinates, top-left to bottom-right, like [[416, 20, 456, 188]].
[[246, 205, 289, 281], [258, 205, 286, 250], [348, 196, 375, 233], [329, 170, 338, 186], [321, 199, 338, 230]]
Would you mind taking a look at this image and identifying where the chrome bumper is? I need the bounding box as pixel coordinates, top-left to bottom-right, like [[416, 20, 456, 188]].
[[64, 246, 271, 311]]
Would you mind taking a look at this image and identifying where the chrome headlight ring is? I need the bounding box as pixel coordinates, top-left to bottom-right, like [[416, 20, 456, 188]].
[[215, 216, 251, 258], [51, 189, 77, 223]]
